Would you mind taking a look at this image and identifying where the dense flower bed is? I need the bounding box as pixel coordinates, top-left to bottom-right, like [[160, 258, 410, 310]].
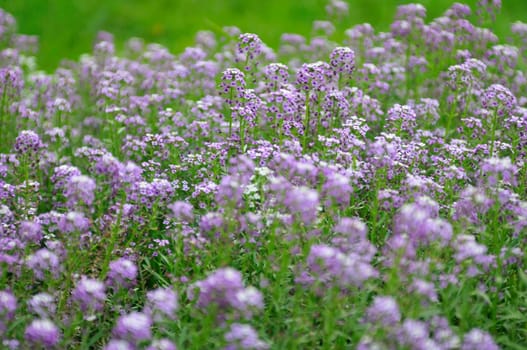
[[0, 0, 526, 348]]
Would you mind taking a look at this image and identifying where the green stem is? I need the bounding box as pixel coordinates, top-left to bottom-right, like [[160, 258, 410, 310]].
[[303, 92, 310, 151], [0, 87, 7, 151], [278, 116, 284, 146], [445, 100, 456, 139], [228, 90, 233, 138], [239, 118, 245, 151], [100, 200, 125, 279], [489, 108, 498, 157]]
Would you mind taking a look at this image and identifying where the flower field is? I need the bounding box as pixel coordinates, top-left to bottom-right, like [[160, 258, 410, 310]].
[[1, 0, 527, 348]]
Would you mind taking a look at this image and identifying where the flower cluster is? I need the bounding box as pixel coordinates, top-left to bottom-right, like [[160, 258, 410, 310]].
[[0, 1, 525, 348], [188, 268, 264, 320]]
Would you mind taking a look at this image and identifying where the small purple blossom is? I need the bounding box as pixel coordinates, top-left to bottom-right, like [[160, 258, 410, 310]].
[[25, 318, 61, 347], [72, 276, 106, 313], [104, 339, 135, 350], [220, 68, 246, 107], [107, 258, 138, 289], [27, 293, 56, 318], [0, 290, 16, 333], [236, 33, 263, 70], [462, 328, 499, 350], [329, 47, 355, 80], [168, 201, 194, 222], [145, 287, 179, 321], [64, 175, 96, 209], [147, 339, 178, 350], [25, 249, 61, 280], [365, 296, 401, 327], [189, 267, 263, 320], [18, 221, 42, 243], [224, 323, 269, 350], [113, 311, 153, 343], [13, 130, 44, 156], [283, 186, 319, 225], [482, 84, 516, 116]]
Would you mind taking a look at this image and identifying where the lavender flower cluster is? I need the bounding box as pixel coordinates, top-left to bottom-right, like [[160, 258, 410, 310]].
[[0, 0, 525, 348]]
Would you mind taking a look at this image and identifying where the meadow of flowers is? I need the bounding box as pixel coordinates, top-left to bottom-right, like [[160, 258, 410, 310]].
[[0, 0, 526, 348]]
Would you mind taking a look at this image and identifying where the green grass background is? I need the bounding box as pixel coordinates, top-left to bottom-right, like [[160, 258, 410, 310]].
[[2, 0, 526, 70]]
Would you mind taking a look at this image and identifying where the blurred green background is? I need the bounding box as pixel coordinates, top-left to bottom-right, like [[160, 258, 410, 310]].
[[1, 0, 526, 70]]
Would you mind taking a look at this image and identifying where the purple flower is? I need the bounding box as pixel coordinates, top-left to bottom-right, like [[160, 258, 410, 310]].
[[334, 217, 367, 241], [295, 62, 332, 93], [386, 104, 417, 134], [236, 33, 263, 69], [25, 249, 61, 280], [391, 19, 412, 37], [147, 339, 178, 350], [189, 268, 263, 320], [57, 211, 91, 234], [0, 290, 16, 319], [231, 286, 264, 319], [447, 58, 486, 91], [104, 339, 136, 350], [398, 319, 438, 349], [453, 186, 493, 225], [0, 290, 16, 333], [326, 0, 349, 19], [454, 235, 494, 267], [51, 165, 82, 192], [396, 3, 426, 20], [393, 198, 452, 246], [199, 211, 225, 239], [27, 293, 56, 318], [304, 244, 377, 289], [486, 44, 519, 73], [190, 268, 244, 309], [511, 20, 527, 36], [410, 279, 438, 303], [215, 175, 245, 207], [25, 318, 61, 347], [13, 130, 44, 160], [220, 68, 246, 107], [445, 3, 472, 18], [329, 47, 355, 78], [331, 217, 376, 259], [263, 63, 289, 91], [429, 316, 460, 349], [18, 221, 42, 243], [482, 84, 516, 116], [113, 312, 152, 343], [313, 20, 335, 36], [72, 276, 106, 313], [283, 186, 319, 225], [462, 328, 499, 350], [168, 201, 194, 222], [107, 258, 138, 289], [365, 296, 401, 327], [322, 89, 350, 123], [2, 339, 19, 350], [0, 66, 23, 98], [224, 323, 269, 350], [477, 0, 501, 22], [356, 337, 386, 350], [145, 287, 178, 321], [321, 170, 352, 206], [480, 157, 517, 187], [64, 175, 96, 208]]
